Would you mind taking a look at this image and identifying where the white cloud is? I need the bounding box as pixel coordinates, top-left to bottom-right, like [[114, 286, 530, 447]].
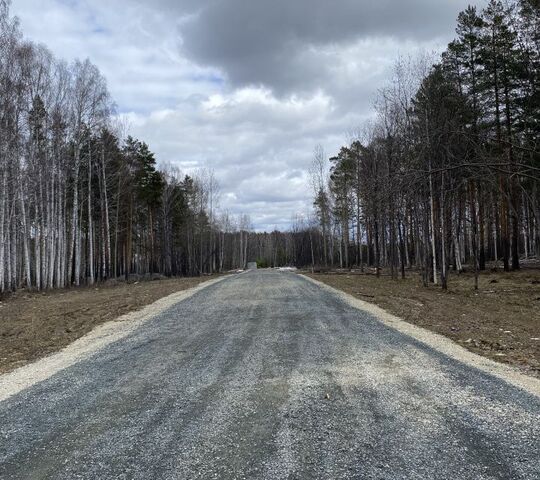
[[11, 0, 485, 230]]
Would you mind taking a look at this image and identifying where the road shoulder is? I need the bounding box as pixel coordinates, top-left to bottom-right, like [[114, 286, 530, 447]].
[[301, 274, 540, 399], [0, 276, 228, 403]]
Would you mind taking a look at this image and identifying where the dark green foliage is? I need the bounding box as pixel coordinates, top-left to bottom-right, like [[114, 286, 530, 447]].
[[134, 143, 164, 209], [256, 258, 269, 269]]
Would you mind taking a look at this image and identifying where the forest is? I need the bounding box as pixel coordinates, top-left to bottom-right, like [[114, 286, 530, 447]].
[[1, 0, 539, 294], [302, 0, 540, 290], [0, 1, 275, 294]]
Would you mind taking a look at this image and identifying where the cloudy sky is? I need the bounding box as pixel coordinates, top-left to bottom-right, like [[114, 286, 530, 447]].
[[13, 0, 482, 231]]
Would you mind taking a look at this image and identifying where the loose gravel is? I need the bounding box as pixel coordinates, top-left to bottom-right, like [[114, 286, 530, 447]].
[[0, 276, 226, 402], [0, 270, 538, 479]]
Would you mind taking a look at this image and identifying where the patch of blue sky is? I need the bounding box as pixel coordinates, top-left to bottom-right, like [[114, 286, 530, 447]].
[[56, 0, 79, 8], [85, 10, 108, 35], [92, 25, 107, 34], [188, 73, 224, 85], [114, 97, 178, 116], [55, 0, 108, 36]]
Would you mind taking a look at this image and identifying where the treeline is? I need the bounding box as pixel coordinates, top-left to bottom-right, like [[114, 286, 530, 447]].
[[307, 0, 539, 289], [224, 219, 322, 270], [3, 0, 539, 293], [0, 2, 263, 293]]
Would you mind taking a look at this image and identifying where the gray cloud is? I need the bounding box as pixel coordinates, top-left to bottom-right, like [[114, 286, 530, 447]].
[[13, 0, 484, 231], [177, 0, 478, 93]]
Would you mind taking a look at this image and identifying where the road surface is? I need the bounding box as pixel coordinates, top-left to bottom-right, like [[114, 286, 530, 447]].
[[1, 271, 539, 479]]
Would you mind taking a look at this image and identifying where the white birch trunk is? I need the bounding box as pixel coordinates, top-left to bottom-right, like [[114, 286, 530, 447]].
[[88, 148, 94, 285], [47, 174, 56, 289], [34, 192, 41, 290], [101, 146, 111, 278], [18, 182, 32, 288], [70, 148, 81, 286], [0, 170, 6, 292]]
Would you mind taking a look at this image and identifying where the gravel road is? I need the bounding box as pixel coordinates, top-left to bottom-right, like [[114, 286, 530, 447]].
[[1, 270, 539, 479]]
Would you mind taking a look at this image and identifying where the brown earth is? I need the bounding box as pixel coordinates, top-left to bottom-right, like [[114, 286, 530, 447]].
[[2, 269, 539, 379], [307, 267, 540, 378], [0, 276, 219, 374]]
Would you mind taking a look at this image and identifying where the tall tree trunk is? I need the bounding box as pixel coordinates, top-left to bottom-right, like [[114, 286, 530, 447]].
[[88, 148, 94, 285], [0, 170, 6, 293], [18, 182, 31, 288], [69, 148, 81, 285], [469, 181, 479, 291], [429, 161, 438, 285]]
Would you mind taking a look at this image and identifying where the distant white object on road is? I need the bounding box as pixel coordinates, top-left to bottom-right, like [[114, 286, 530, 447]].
[[278, 267, 297, 272], [247, 262, 258, 270]]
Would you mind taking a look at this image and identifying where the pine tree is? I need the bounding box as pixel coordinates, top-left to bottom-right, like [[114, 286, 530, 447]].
[[481, 0, 524, 270]]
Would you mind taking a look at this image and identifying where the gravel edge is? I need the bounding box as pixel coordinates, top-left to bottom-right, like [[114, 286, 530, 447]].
[[0, 276, 228, 403], [301, 274, 540, 399]]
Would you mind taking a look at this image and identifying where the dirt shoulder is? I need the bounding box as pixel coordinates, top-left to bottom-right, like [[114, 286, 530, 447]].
[[0, 276, 221, 374], [306, 269, 540, 378]]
